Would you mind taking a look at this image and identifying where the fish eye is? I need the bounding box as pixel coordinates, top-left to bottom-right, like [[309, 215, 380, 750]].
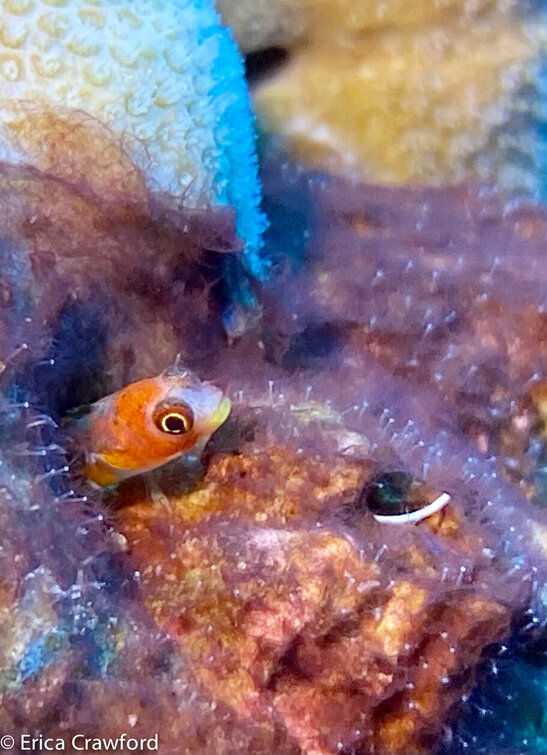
[[153, 403, 194, 435], [362, 471, 451, 524]]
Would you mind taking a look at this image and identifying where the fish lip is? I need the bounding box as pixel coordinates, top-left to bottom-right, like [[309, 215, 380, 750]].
[[209, 396, 231, 429]]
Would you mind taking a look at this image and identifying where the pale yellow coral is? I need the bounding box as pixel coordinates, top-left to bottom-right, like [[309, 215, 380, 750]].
[[219, 0, 518, 52], [220, 0, 546, 193], [217, 0, 303, 53], [254, 17, 542, 189]]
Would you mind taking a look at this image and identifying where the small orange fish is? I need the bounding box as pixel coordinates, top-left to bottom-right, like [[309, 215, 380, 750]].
[[69, 368, 231, 486]]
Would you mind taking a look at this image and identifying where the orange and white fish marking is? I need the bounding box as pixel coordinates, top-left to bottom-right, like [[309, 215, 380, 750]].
[[70, 369, 231, 486]]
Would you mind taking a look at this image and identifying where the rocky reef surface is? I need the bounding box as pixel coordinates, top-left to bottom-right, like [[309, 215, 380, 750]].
[[0, 146, 546, 753], [0, 1, 546, 754]]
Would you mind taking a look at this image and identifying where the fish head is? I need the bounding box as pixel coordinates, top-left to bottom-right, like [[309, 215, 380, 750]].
[[79, 370, 230, 485]]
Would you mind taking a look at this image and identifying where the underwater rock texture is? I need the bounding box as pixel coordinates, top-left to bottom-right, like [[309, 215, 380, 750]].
[[112, 157, 547, 754], [1, 144, 547, 753], [1, 86, 547, 750], [117, 444, 520, 754], [258, 154, 547, 489], [225, 0, 547, 196], [0, 401, 279, 754]]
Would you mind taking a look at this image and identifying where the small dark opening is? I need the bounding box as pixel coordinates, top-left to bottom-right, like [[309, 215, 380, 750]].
[[245, 47, 289, 83]]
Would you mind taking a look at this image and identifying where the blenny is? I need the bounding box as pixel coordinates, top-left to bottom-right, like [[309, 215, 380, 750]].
[[68, 368, 231, 486]]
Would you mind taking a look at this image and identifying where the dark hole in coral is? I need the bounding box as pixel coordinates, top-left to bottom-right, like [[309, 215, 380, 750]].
[[244, 47, 289, 83], [371, 688, 407, 726], [151, 639, 177, 676], [201, 415, 256, 465], [87, 551, 139, 597], [282, 323, 345, 369], [62, 680, 84, 707], [10, 298, 110, 417], [265, 635, 313, 690], [512, 608, 547, 665]]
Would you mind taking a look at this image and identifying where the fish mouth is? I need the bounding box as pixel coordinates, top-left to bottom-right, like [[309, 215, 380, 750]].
[[209, 396, 231, 429]]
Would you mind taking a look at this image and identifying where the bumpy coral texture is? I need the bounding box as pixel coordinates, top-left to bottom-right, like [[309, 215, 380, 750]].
[[116, 438, 525, 754], [227, 0, 547, 197], [0, 0, 267, 278]]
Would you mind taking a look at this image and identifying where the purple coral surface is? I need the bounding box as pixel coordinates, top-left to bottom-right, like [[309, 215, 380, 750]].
[[0, 145, 546, 754]]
